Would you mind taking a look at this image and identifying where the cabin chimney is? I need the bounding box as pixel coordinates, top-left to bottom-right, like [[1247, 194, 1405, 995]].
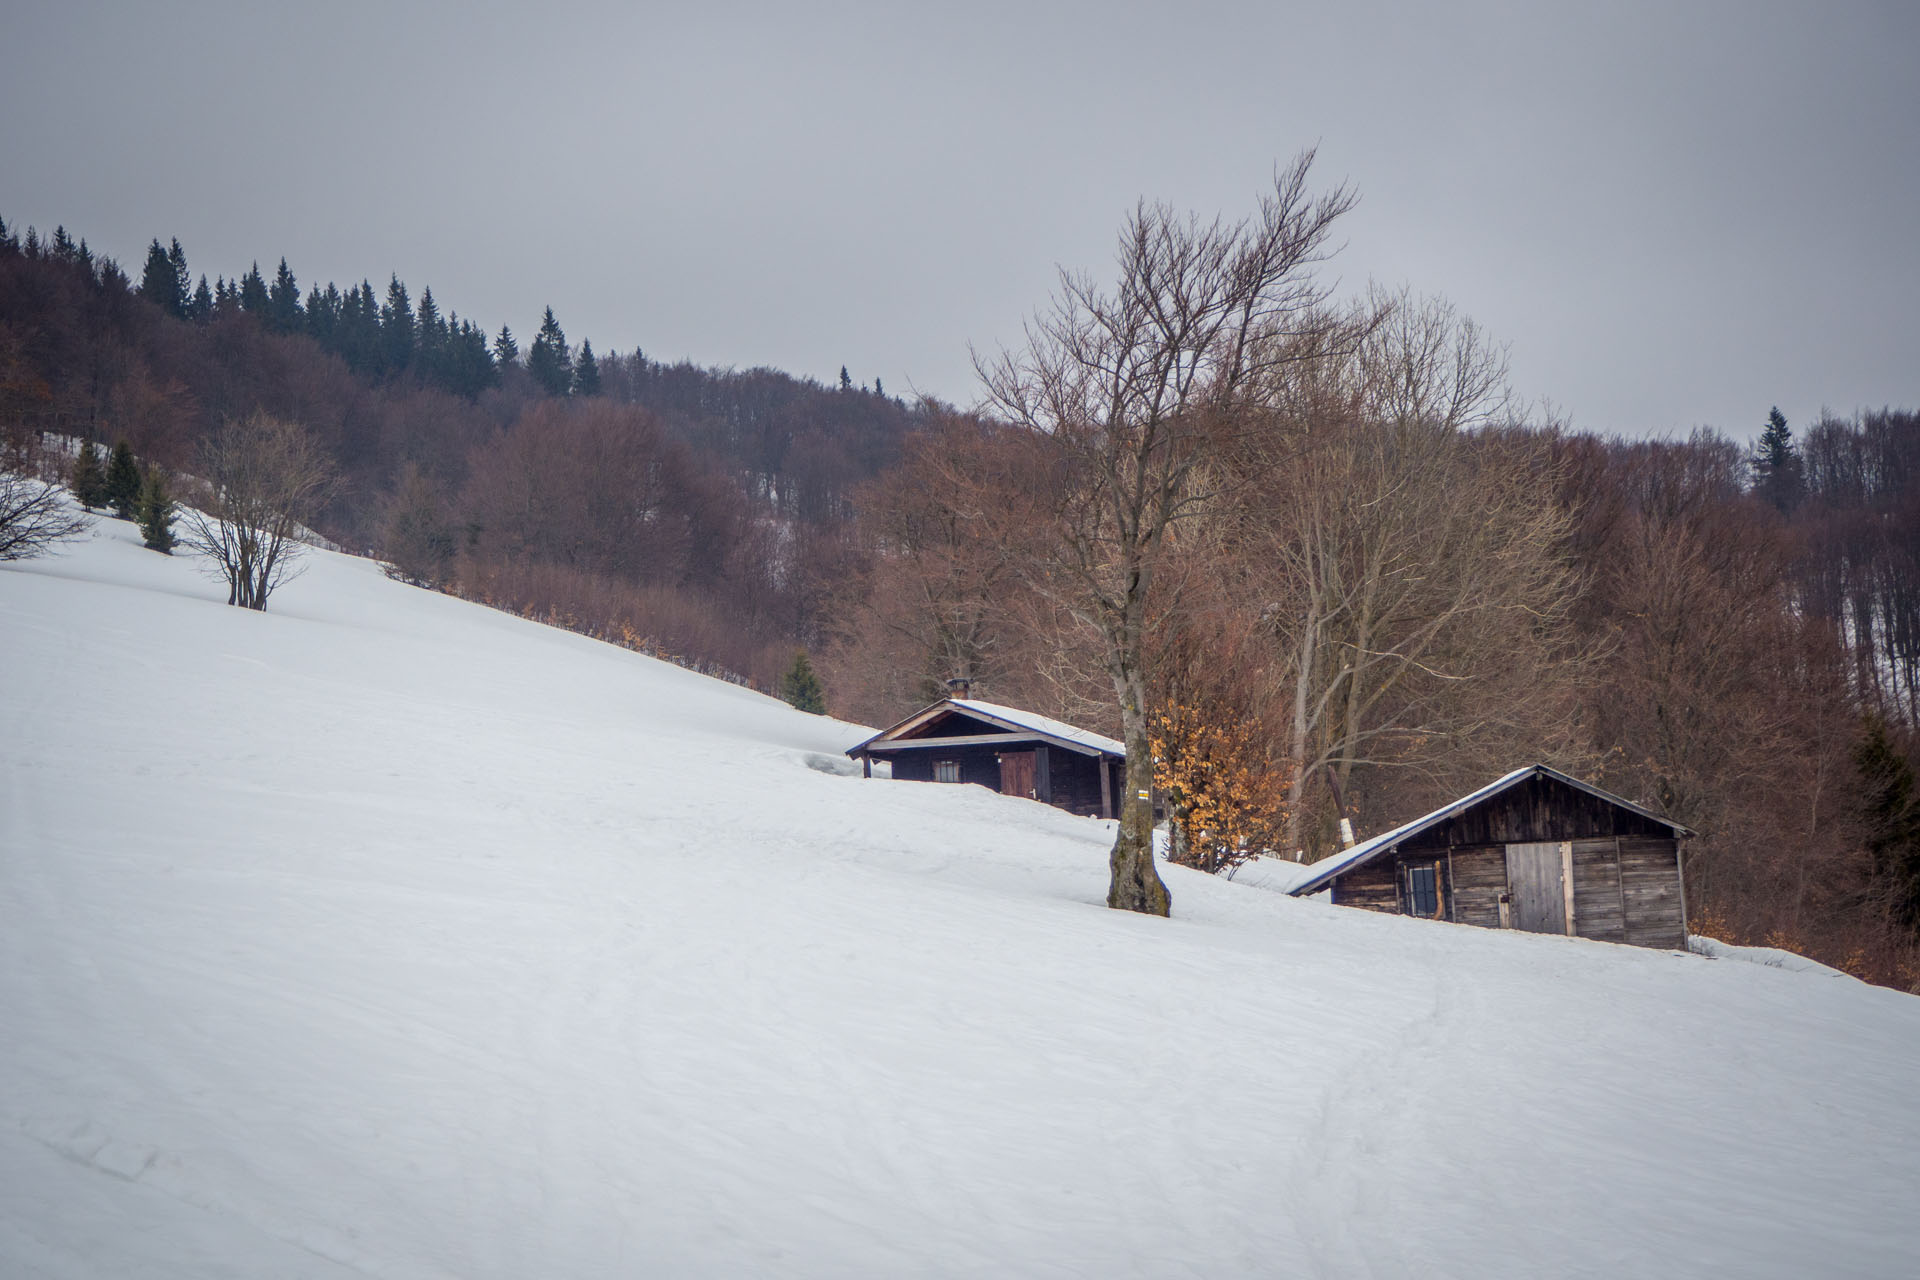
[[945, 676, 973, 701], [1338, 818, 1357, 849]]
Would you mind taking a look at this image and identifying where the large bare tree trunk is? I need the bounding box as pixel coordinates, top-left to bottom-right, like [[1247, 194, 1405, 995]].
[[1109, 656, 1170, 914]]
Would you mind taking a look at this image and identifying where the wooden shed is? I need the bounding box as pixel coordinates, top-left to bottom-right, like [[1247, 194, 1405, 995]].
[[1288, 765, 1695, 949], [847, 693, 1126, 818]]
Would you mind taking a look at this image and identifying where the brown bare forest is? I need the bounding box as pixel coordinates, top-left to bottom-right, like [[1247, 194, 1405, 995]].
[[3, 214, 1917, 987]]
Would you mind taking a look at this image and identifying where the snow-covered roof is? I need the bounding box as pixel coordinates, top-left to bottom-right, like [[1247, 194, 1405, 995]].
[[1288, 764, 1693, 897], [847, 697, 1125, 759]]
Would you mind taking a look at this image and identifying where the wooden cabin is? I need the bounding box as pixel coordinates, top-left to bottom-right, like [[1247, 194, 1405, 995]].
[[1288, 765, 1695, 949], [847, 690, 1126, 818]]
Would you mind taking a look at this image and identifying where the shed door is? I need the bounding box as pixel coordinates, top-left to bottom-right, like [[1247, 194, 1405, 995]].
[[997, 750, 1036, 799], [1505, 842, 1566, 934]]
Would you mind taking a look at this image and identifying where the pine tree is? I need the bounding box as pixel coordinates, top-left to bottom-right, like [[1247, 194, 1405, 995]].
[[1856, 716, 1920, 933], [139, 239, 184, 316], [69, 440, 109, 509], [135, 467, 175, 553], [839, 365, 852, 391], [1751, 406, 1803, 512], [573, 339, 601, 396], [104, 440, 142, 518], [527, 307, 572, 396], [381, 276, 415, 374], [778, 651, 827, 714], [493, 325, 519, 367], [875, 376, 885, 399], [267, 258, 302, 333], [166, 239, 190, 310], [239, 262, 269, 313], [189, 274, 213, 323]]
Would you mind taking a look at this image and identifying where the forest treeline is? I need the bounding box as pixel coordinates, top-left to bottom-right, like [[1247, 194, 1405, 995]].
[[0, 217, 920, 683], [2, 212, 1917, 987]]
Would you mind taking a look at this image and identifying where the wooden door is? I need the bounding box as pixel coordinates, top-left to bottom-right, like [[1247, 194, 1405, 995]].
[[1504, 842, 1566, 934], [998, 750, 1036, 799]]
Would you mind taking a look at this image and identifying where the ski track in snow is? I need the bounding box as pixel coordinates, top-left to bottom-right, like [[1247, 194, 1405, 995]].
[[3, 513, 1920, 1278]]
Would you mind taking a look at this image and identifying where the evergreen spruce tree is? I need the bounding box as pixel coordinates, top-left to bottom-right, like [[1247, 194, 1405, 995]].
[[573, 339, 601, 396], [189, 274, 213, 323], [104, 440, 142, 518], [839, 365, 852, 391], [493, 325, 519, 367], [267, 258, 302, 332], [1751, 406, 1803, 512], [778, 651, 827, 714], [239, 262, 270, 313], [167, 239, 191, 310], [381, 276, 416, 374], [139, 239, 185, 316], [527, 307, 572, 396], [1856, 716, 1920, 933], [69, 440, 109, 509], [135, 467, 175, 553]]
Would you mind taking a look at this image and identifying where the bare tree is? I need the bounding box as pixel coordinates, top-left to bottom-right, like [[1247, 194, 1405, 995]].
[[0, 464, 89, 561], [975, 152, 1358, 915], [179, 411, 337, 610], [1244, 292, 1593, 853]]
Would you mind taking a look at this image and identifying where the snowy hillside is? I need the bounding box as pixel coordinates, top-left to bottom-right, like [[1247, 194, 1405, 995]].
[[4, 514, 1919, 1279]]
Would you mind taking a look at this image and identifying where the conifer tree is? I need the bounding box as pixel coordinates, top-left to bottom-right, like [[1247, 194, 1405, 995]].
[[1856, 716, 1920, 933], [135, 467, 175, 553], [527, 307, 572, 396], [239, 262, 269, 313], [139, 239, 185, 316], [381, 276, 415, 373], [493, 325, 519, 367], [104, 439, 142, 518], [167, 239, 190, 309], [839, 365, 852, 391], [267, 258, 302, 332], [573, 339, 601, 396], [1751, 406, 1803, 512], [778, 651, 827, 714], [69, 440, 108, 508], [189, 275, 213, 323]]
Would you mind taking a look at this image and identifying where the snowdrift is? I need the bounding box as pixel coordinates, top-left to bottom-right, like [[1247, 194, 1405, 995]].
[[3, 514, 1918, 1279]]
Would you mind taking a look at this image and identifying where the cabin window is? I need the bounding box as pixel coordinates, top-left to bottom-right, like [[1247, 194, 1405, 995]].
[[1405, 863, 1440, 917], [933, 759, 962, 784]]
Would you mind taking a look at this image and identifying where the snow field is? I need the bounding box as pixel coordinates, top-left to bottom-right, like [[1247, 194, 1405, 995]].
[[3, 513, 1918, 1278]]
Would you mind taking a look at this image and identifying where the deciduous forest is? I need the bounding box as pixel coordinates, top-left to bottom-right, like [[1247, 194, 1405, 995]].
[[2, 210, 1916, 987]]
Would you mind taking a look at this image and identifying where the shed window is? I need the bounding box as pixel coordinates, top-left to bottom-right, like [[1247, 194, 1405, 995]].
[[933, 760, 962, 784], [1405, 863, 1440, 917]]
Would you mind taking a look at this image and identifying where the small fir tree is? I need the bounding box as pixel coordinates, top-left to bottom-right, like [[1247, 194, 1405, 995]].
[[779, 651, 827, 714], [527, 307, 572, 396], [104, 439, 142, 518], [135, 467, 175, 553], [573, 340, 601, 396], [493, 325, 519, 367], [1751, 406, 1803, 512], [70, 440, 109, 509]]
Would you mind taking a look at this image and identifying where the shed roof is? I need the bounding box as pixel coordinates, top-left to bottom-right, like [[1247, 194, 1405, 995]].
[[847, 697, 1125, 760], [1288, 764, 1694, 897]]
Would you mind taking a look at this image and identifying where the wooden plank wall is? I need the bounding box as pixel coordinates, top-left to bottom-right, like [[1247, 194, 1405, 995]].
[[1329, 859, 1400, 913], [1571, 838, 1626, 943], [1449, 846, 1507, 928], [1620, 837, 1687, 948]]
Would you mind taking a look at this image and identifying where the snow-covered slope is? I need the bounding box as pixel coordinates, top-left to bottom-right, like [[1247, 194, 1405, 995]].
[[4, 516, 1918, 1279]]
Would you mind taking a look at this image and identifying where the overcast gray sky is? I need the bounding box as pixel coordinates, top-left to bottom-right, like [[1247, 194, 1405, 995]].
[[3, 0, 1914, 439]]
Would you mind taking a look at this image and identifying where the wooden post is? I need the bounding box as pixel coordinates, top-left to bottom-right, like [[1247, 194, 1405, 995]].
[[861, 756, 872, 779], [1098, 755, 1113, 818], [1034, 746, 1051, 805], [1560, 840, 1576, 935]]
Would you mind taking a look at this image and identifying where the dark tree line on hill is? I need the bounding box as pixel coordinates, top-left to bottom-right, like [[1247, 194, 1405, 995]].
[[0, 215, 926, 684]]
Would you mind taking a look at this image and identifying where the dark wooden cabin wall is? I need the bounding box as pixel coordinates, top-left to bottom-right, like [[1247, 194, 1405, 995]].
[[1046, 751, 1109, 817], [885, 745, 1003, 789], [1398, 774, 1672, 851], [1330, 859, 1400, 913], [896, 712, 1013, 740], [1449, 846, 1507, 928], [1619, 837, 1686, 949], [1571, 839, 1627, 943]]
